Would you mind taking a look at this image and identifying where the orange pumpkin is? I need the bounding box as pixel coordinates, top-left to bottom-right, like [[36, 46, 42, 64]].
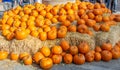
[[58, 15, 67, 22], [78, 9, 85, 16], [100, 24, 110, 32], [39, 32, 47, 41], [85, 51, 94, 62], [77, 19, 85, 25], [101, 42, 112, 51], [15, 29, 28, 40], [68, 25, 77, 32], [94, 3, 101, 9], [59, 26, 67, 32], [77, 24, 88, 33], [101, 50, 112, 62], [111, 48, 120, 59], [61, 20, 71, 27], [40, 58, 53, 69], [67, 14, 75, 22], [93, 9, 102, 15], [93, 24, 101, 31], [95, 15, 102, 22], [94, 52, 101, 61], [86, 19, 96, 27], [47, 30, 57, 40], [63, 53, 73, 64], [57, 29, 67, 38], [40, 46, 51, 57], [78, 42, 90, 54], [69, 46, 78, 55], [10, 52, 19, 61], [73, 54, 85, 65], [33, 52, 45, 64], [6, 32, 15, 40], [95, 46, 102, 52], [52, 54, 62, 64], [87, 12, 95, 19], [23, 55, 32, 65], [102, 16, 110, 22], [60, 40, 70, 51], [0, 51, 8, 60], [51, 45, 63, 55], [19, 52, 29, 60]]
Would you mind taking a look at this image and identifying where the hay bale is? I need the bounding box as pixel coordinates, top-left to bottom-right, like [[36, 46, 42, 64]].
[[95, 25, 120, 47]]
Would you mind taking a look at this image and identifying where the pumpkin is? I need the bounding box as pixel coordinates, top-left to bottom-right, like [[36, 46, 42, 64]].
[[86, 30, 93, 36], [102, 16, 110, 22], [45, 12, 53, 19], [39, 32, 47, 41], [94, 3, 101, 9], [58, 15, 67, 22], [43, 26, 51, 32], [19, 52, 29, 60], [101, 50, 112, 62], [23, 55, 32, 65], [100, 24, 110, 32], [78, 42, 90, 54], [15, 29, 28, 40], [86, 19, 96, 27], [77, 24, 88, 33], [81, 14, 88, 21], [61, 20, 71, 27], [47, 30, 57, 40], [63, 53, 73, 64], [57, 29, 67, 38], [114, 17, 120, 22], [44, 19, 52, 26], [60, 40, 70, 51], [40, 58, 53, 69], [67, 9, 74, 15], [67, 14, 75, 22], [73, 54, 85, 65], [69, 46, 78, 55], [0, 51, 8, 60], [95, 15, 102, 22], [77, 19, 85, 25], [52, 54, 62, 64], [87, 12, 95, 19], [101, 42, 112, 51], [33, 52, 45, 64], [40, 46, 51, 57], [40, 10, 46, 17], [51, 45, 62, 55], [10, 52, 19, 61], [93, 9, 102, 15], [68, 25, 77, 32], [78, 9, 85, 16], [59, 26, 67, 32], [87, 3, 94, 10], [93, 24, 101, 31], [94, 52, 101, 61], [6, 32, 15, 40], [59, 8, 67, 15], [111, 48, 120, 59], [95, 46, 102, 52], [109, 14, 115, 20], [85, 51, 94, 62]]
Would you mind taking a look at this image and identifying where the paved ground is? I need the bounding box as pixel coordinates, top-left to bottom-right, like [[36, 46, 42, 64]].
[[0, 59, 120, 70]]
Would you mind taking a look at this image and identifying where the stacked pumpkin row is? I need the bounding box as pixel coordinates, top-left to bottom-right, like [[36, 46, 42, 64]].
[[1, 0, 120, 40], [0, 40, 120, 69]]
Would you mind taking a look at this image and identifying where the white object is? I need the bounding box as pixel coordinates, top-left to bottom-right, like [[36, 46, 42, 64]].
[[43, 0, 75, 6], [35, 0, 42, 3]]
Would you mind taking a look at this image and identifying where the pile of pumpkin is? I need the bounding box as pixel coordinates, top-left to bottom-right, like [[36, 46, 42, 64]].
[[1, 0, 120, 40], [0, 40, 120, 69]]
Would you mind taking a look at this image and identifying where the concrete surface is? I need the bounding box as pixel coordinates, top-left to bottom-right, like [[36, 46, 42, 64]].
[[0, 59, 120, 70]]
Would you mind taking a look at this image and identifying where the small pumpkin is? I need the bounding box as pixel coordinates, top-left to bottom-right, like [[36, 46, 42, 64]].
[[93, 24, 101, 31], [19, 52, 29, 60], [0, 51, 8, 60], [77, 24, 88, 33], [52, 54, 62, 64], [47, 30, 57, 40], [77, 19, 85, 25], [78, 42, 90, 54], [68, 25, 77, 32], [111, 48, 120, 59], [39, 32, 47, 41], [101, 42, 112, 51], [85, 51, 94, 62], [69, 46, 78, 55], [33, 52, 45, 64], [57, 29, 67, 38], [73, 54, 85, 65], [10, 52, 19, 61], [40, 46, 51, 57], [101, 50, 112, 62], [60, 40, 70, 51], [100, 24, 110, 32], [51, 45, 63, 55], [94, 52, 101, 61], [63, 53, 73, 64], [23, 55, 32, 65], [61, 20, 71, 27], [95, 46, 102, 52], [86, 19, 96, 27], [40, 58, 53, 69]]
